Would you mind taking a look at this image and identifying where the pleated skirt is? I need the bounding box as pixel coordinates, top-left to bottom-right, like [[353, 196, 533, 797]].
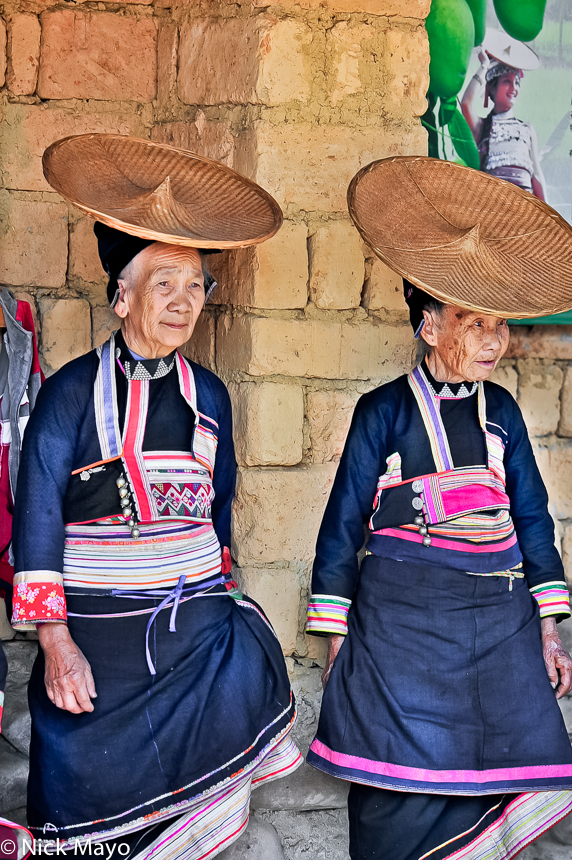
[[308, 555, 572, 859], [27, 589, 299, 851]]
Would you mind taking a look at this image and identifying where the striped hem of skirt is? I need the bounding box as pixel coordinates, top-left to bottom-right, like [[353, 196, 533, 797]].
[[426, 790, 572, 860], [129, 734, 302, 860]]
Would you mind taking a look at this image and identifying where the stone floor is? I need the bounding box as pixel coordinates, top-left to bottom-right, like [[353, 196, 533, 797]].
[[1, 615, 572, 859]]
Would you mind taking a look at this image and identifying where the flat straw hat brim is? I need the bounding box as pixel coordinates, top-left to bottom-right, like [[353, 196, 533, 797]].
[[43, 134, 283, 249], [347, 156, 572, 319]]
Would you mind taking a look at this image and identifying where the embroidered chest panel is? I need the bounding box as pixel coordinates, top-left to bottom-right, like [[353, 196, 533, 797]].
[[146, 452, 215, 520]]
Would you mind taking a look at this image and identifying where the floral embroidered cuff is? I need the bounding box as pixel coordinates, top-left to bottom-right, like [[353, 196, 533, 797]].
[[530, 581, 571, 620], [306, 594, 352, 637], [11, 571, 67, 629]]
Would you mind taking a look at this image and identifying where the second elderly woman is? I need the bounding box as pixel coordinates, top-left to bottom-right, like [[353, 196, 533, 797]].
[[11, 135, 300, 860], [306, 156, 572, 860]]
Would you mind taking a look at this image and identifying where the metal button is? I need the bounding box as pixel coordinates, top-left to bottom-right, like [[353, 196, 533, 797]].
[[412, 497, 423, 510], [418, 525, 428, 536], [116, 477, 126, 488], [422, 535, 432, 547], [120, 497, 130, 508], [412, 480, 423, 493], [119, 487, 129, 499], [123, 507, 133, 518], [131, 528, 141, 539], [414, 515, 424, 526]]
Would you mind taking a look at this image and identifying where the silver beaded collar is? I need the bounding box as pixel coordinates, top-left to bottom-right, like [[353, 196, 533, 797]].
[[421, 361, 478, 399], [427, 379, 478, 399], [116, 348, 176, 382]]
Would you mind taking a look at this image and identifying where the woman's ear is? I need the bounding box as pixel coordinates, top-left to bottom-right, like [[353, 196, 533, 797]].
[[113, 281, 129, 320], [420, 309, 438, 347]]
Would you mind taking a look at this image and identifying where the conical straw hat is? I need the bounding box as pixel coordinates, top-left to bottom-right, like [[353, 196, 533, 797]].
[[43, 134, 283, 249], [482, 28, 540, 71], [347, 156, 572, 319]]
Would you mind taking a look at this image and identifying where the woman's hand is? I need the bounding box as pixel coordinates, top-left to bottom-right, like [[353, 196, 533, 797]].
[[541, 617, 572, 700], [477, 49, 490, 70], [321, 634, 345, 690], [38, 623, 97, 714]]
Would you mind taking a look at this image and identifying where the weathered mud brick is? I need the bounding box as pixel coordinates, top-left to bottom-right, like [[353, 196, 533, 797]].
[[178, 16, 311, 106], [309, 221, 364, 309], [37, 10, 157, 101], [0, 103, 147, 192], [40, 298, 91, 372], [232, 465, 337, 566], [517, 359, 562, 436], [229, 381, 304, 466], [6, 13, 41, 95], [0, 193, 67, 288]]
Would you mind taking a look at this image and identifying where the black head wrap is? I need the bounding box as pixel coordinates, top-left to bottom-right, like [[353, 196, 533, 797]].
[[94, 222, 218, 307], [403, 278, 441, 338]]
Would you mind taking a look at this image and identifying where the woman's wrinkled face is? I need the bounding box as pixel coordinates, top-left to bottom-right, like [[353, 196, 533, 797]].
[[492, 72, 520, 113], [114, 243, 206, 359], [421, 305, 509, 383]]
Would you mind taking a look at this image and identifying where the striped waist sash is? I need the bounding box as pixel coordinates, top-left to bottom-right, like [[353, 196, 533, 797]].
[[417, 467, 509, 525]]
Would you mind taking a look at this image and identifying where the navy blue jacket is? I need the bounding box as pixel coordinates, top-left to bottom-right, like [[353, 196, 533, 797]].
[[312, 374, 565, 604], [13, 342, 235, 579]]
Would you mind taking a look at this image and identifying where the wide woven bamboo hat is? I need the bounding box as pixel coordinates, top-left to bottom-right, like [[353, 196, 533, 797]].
[[42, 133, 283, 248], [347, 156, 572, 319]]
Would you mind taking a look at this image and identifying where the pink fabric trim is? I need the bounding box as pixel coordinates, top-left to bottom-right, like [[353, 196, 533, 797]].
[[0, 816, 33, 859], [374, 528, 518, 554], [310, 739, 572, 784], [176, 353, 195, 405], [16, 299, 43, 380], [440, 485, 509, 519], [198, 411, 219, 429]]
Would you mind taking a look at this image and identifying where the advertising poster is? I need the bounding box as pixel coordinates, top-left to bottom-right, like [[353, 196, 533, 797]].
[[424, 0, 571, 322]]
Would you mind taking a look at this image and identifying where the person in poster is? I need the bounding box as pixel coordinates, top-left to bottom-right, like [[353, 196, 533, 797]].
[[425, 0, 571, 224], [461, 43, 548, 199]]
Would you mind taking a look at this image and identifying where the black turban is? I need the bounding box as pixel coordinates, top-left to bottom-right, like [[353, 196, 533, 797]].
[[94, 222, 217, 306], [403, 278, 440, 338]]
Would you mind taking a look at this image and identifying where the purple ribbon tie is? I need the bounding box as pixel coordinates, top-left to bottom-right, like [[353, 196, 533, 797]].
[[111, 573, 227, 675]]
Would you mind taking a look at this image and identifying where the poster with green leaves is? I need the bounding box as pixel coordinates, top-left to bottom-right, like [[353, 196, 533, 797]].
[[423, 0, 571, 322]]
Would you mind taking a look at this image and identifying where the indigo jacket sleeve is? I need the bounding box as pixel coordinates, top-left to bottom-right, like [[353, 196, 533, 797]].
[[11, 361, 90, 629], [210, 380, 236, 555], [306, 391, 387, 636], [504, 395, 570, 621]]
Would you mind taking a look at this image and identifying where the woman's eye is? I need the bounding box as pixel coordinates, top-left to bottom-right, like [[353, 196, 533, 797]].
[[189, 282, 202, 290], [158, 281, 170, 288]]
